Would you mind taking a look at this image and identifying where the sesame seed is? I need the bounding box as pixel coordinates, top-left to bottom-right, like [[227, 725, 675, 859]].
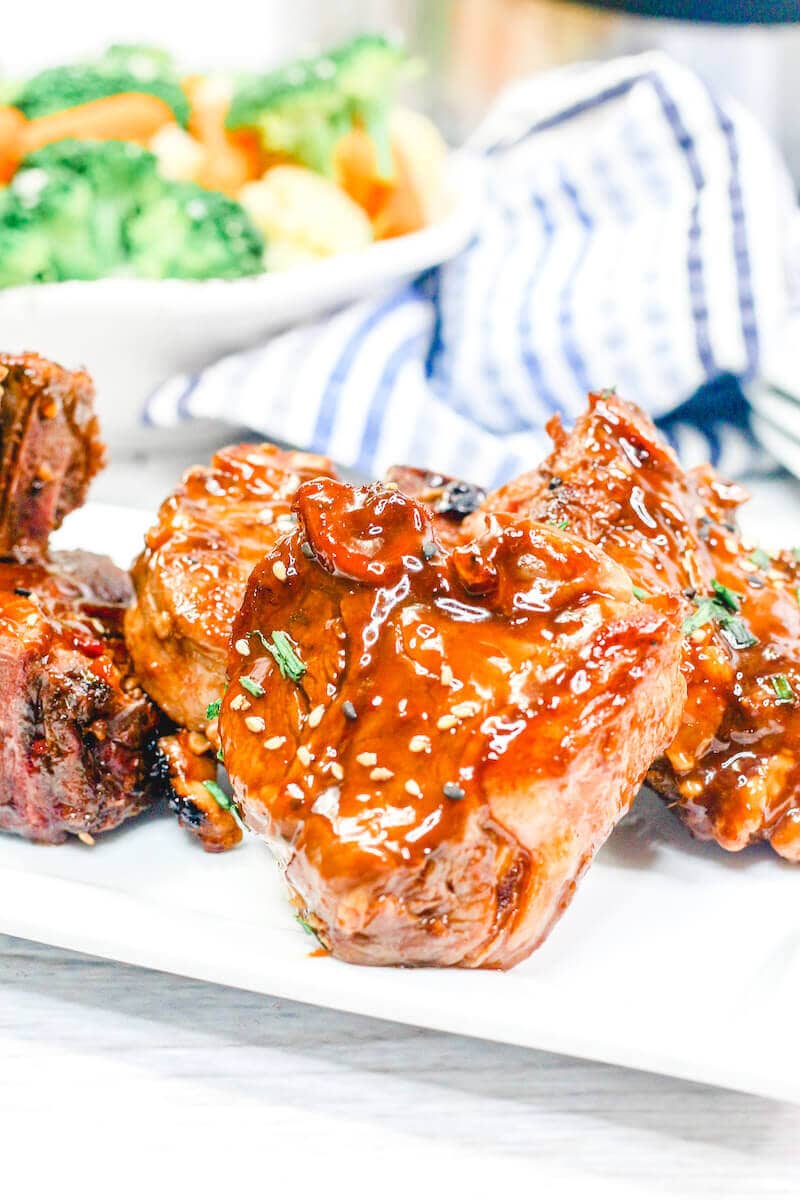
[[330, 763, 344, 781], [440, 664, 454, 686], [234, 637, 250, 656], [342, 700, 358, 721], [437, 714, 457, 731], [422, 540, 436, 560], [356, 751, 377, 767], [245, 715, 266, 732], [297, 746, 313, 767], [77, 831, 95, 846], [443, 782, 465, 801], [451, 701, 479, 719], [408, 734, 429, 753], [308, 704, 325, 728], [272, 561, 288, 582], [370, 767, 394, 781], [230, 694, 248, 711], [405, 779, 422, 797], [264, 736, 285, 750]]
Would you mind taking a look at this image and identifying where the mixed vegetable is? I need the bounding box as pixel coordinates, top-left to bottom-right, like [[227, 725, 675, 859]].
[[0, 36, 446, 286]]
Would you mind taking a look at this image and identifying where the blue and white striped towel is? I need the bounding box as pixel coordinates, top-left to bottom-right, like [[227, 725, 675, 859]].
[[145, 51, 799, 486]]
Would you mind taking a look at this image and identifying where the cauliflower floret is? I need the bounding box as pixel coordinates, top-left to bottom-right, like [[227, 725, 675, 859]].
[[239, 164, 373, 269], [149, 122, 205, 182]]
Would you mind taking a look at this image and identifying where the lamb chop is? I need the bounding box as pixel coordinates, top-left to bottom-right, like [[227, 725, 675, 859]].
[[0, 353, 104, 558], [480, 390, 800, 860], [125, 442, 338, 849], [0, 353, 162, 844], [218, 477, 685, 968], [126, 443, 338, 733]]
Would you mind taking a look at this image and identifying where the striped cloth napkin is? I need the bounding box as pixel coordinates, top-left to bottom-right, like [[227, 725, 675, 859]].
[[145, 51, 799, 487]]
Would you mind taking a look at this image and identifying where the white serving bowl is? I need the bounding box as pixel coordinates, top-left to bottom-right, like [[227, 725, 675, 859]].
[[0, 153, 481, 452]]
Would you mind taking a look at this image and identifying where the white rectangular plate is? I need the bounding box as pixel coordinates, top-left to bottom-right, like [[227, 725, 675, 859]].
[[1, 501, 798, 1105]]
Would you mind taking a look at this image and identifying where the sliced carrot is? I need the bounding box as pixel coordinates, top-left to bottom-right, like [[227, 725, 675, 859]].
[[0, 106, 26, 182], [184, 75, 264, 195], [334, 126, 394, 217], [19, 92, 174, 156]]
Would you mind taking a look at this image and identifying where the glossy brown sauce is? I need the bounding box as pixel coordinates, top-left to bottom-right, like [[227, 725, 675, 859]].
[[220, 476, 684, 965], [483, 392, 800, 858], [127, 443, 337, 730]]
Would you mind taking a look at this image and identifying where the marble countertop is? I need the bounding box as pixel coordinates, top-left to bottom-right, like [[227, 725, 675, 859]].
[[2, 436, 799, 1195]]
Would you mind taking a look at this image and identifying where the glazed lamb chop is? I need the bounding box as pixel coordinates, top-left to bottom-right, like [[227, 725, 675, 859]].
[[481, 390, 800, 860], [125, 442, 339, 849], [0, 353, 162, 844], [126, 443, 339, 732], [218, 477, 685, 968]]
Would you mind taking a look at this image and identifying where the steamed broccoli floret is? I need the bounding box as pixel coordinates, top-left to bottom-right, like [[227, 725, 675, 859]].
[[0, 195, 59, 286], [126, 181, 265, 280], [226, 57, 349, 176], [11, 140, 162, 275], [14, 43, 190, 125], [0, 159, 98, 284], [226, 34, 415, 178], [0, 138, 264, 285]]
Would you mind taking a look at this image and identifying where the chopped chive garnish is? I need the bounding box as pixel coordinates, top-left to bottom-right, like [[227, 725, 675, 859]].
[[720, 618, 758, 650], [771, 674, 795, 703], [549, 518, 570, 531], [206, 698, 221, 720], [216, 746, 224, 762], [295, 914, 317, 937], [682, 586, 757, 648], [202, 780, 232, 810], [240, 675, 265, 697], [632, 585, 649, 602], [264, 630, 306, 682], [711, 578, 740, 612], [748, 548, 770, 571], [681, 598, 720, 636]]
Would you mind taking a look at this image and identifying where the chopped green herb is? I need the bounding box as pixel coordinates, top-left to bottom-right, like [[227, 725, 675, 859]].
[[202, 779, 232, 810], [710, 578, 740, 613], [792, 548, 800, 563], [720, 617, 758, 651], [264, 629, 307, 682], [240, 675, 266, 697], [681, 586, 757, 649], [771, 674, 795, 703], [632, 585, 649, 602], [295, 914, 317, 938], [748, 548, 770, 571], [216, 746, 225, 762], [549, 518, 570, 531], [681, 598, 721, 637], [205, 698, 221, 720]]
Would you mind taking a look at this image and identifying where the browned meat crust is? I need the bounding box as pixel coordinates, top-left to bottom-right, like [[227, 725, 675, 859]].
[[0, 353, 104, 559], [219, 478, 685, 968], [0, 551, 162, 842], [159, 729, 242, 853]]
